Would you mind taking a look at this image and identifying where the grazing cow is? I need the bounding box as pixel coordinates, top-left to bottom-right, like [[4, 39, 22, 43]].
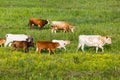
[[11, 41, 34, 53], [36, 41, 60, 55], [29, 18, 49, 29], [52, 40, 70, 51], [0, 38, 6, 47], [76, 35, 112, 53], [4, 34, 33, 47], [51, 21, 75, 33]]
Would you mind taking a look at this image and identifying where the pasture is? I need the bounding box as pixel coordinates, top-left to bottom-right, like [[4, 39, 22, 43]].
[[0, 0, 120, 79]]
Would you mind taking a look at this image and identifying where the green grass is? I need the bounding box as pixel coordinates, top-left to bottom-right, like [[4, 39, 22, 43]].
[[0, 0, 120, 79], [0, 51, 120, 80]]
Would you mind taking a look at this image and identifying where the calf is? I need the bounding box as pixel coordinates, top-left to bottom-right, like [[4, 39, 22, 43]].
[[52, 40, 70, 51], [29, 18, 49, 29], [76, 35, 112, 53], [51, 21, 75, 33], [4, 34, 33, 47], [36, 41, 60, 55], [0, 38, 6, 47], [11, 41, 34, 53]]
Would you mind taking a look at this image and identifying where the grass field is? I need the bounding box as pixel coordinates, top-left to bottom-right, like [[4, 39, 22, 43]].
[[0, 0, 120, 80]]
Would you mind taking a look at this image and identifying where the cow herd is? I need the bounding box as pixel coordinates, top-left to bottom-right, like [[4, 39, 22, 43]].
[[0, 18, 112, 54], [28, 18, 75, 33]]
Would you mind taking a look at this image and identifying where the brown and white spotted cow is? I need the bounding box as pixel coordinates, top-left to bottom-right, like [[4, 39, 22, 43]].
[[76, 35, 112, 53]]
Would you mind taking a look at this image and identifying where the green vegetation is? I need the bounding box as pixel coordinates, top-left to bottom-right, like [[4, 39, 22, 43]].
[[0, 0, 120, 79], [0, 51, 120, 80]]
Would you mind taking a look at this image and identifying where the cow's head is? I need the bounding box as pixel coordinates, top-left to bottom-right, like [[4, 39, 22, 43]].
[[26, 37, 34, 43], [64, 40, 70, 45], [105, 36, 112, 44], [70, 26, 75, 33]]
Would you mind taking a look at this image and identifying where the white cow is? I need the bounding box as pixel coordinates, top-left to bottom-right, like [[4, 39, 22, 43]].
[[76, 35, 112, 53], [52, 40, 70, 51], [4, 34, 29, 47]]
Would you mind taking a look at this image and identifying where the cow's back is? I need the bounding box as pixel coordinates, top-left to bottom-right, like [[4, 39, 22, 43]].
[[6, 34, 28, 41], [79, 35, 100, 40], [52, 21, 69, 28], [79, 35, 101, 46], [36, 41, 59, 49], [30, 18, 42, 24]]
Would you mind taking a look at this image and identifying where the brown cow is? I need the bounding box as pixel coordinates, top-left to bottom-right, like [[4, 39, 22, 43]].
[[51, 21, 75, 33], [0, 38, 6, 47], [29, 18, 49, 29], [36, 41, 60, 55], [11, 41, 34, 53]]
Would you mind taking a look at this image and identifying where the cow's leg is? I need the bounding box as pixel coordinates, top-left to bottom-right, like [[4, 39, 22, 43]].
[[63, 28, 67, 33], [54, 30, 56, 33], [54, 29, 57, 33], [4, 41, 10, 47], [32, 24, 34, 26], [39, 49, 42, 54], [11, 44, 16, 51], [63, 47, 66, 51], [99, 46, 104, 53], [24, 47, 29, 53], [51, 29, 54, 33], [76, 43, 81, 52], [36, 48, 38, 52], [1, 44, 4, 47], [48, 49, 51, 55], [71, 28, 74, 33], [64, 30, 66, 33], [30, 23, 33, 29], [81, 44, 85, 53], [38, 25, 41, 28], [0, 44, 2, 47], [52, 28, 56, 33], [8, 43, 12, 47], [96, 47, 99, 53], [23, 47, 26, 52], [31, 24, 34, 29], [51, 49, 55, 54], [36, 48, 40, 54]]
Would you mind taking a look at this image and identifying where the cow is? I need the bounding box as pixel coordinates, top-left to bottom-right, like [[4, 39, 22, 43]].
[[0, 38, 6, 47], [36, 41, 60, 55], [4, 34, 33, 47], [29, 18, 49, 29], [51, 21, 75, 33], [11, 41, 34, 53], [76, 35, 112, 53], [52, 40, 70, 51]]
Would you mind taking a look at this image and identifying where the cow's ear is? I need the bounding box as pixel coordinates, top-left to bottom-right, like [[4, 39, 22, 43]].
[[47, 20, 50, 24], [26, 38, 28, 42], [106, 36, 109, 39]]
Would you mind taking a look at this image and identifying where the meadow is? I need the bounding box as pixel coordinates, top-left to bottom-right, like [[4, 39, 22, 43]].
[[0, 0, 120, 80]]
